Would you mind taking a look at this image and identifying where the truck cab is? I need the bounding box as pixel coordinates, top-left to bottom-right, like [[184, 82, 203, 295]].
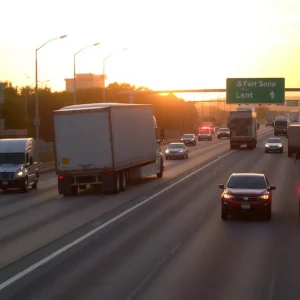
[[0, 138, 39, 192]]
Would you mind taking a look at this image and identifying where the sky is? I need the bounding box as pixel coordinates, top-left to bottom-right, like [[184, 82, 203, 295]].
[[1, 0, 300, 99]]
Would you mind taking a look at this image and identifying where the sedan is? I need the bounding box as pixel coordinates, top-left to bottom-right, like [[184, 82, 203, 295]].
[[217, 127, 230, 139], [165, 142, 188, 159], [265, 137, 283, 153], [181, 134, 197, 146], [219, 173, 276, 221]]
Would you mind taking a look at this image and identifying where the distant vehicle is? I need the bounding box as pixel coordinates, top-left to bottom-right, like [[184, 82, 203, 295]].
[[200, 122, 216, 134], [217, 128, 230, 139], [181, 134, 197, 146], [287, 124, 300, 157], [289, 110, 299, 123], [165, 143, 188, 159], [218, 173, 276, 221], [228, 111, 258, 149], [264, 137, 283, 153], [274, 116, 288, 136], [198, 127, 213, 141], [265, 113, 275, 126], [0, 138, 39, 192]]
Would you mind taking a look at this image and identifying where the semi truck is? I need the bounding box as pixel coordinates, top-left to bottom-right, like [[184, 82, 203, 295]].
[[287, 124, 300, 157], [53, 103, 164, 196], [228, 111, 258, 149], [265, 113, 275, 126]]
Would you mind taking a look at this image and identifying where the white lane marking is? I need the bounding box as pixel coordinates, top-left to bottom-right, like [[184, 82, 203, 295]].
[[0, 150, 235, 291]]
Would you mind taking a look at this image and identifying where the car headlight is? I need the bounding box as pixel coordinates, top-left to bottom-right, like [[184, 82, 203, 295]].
[[17, 171, 23, 176], [179, 150, 184, 152], [165, 150, 169, 153], [259, 194, 270, 200], [223, 193, 233, 199], [279, 144, 282, 147], [265, 145, 269, 147]]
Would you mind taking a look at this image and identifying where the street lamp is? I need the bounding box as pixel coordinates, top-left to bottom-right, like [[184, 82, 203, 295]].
[[35, 34, 67, 163], [102, 48, 127, 103], [73, 42, 100, 105], [25, 77, 49, 127]]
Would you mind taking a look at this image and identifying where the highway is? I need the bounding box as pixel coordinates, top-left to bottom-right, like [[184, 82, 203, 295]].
[[1, 126, 299, 300]]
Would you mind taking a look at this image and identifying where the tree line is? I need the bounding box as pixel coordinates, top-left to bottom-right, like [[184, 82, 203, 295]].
[[1, 82, 199, 141]]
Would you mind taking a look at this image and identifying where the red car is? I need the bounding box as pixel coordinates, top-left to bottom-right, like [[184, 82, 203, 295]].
[[219, 173, 276, 221]]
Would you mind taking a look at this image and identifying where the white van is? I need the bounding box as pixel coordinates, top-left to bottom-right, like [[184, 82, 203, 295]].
[[0, 138, 39, 192]]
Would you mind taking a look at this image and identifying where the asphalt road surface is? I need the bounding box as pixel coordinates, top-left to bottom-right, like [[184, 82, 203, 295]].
[[2, 127, 298, 300]]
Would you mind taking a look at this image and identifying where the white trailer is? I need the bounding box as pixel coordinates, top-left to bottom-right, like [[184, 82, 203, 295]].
[[53, 103, 164, 196], [287, 124, 300, 157], [229, 111, 257, 149]]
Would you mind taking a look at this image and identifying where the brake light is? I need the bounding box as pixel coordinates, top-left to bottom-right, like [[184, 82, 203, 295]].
[[58, 175, 64, 180], [105, 172, 113, 176]]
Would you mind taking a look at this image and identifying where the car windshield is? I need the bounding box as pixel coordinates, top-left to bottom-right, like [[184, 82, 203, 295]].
[[275, 121, 287, 126], [168, 144, 184, 149], [182, 134, 194, 138], [227, 175, 267, 189], [0, 152, 25, 165], [267, 138, 281, 143]]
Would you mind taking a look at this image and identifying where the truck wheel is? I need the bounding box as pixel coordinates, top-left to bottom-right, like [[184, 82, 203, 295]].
[[156, 159, 164, 178], [114, 172, 120, 194], [120, 171, 127, 191], [32, 181, 38, 189], [22, 178, 28, 193]]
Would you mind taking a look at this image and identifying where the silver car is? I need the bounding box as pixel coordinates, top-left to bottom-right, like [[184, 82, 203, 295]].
[[265, 137, 283, 153], [165, 143, 188, 159]]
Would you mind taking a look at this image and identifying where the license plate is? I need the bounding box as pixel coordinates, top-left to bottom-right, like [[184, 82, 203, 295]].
[[2, 181, 8, 185], [241, 204, 250, 209]]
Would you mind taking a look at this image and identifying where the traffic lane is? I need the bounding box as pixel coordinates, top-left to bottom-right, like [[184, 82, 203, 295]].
[[1, 132, 294, 300], [0, 136, 236, 268], [0, 146, 250, 299], [0, 128, 273, 268], [128, 141, 300, 300], [0, 176, 58, 220]]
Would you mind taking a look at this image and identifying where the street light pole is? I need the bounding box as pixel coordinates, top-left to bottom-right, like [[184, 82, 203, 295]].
[[102, 48, 127, 103], [35, 34, 67, 163], [73, 42, 100, 105]]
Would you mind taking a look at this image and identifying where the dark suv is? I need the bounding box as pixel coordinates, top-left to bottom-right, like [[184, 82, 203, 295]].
[[218, 173, 276, 221]]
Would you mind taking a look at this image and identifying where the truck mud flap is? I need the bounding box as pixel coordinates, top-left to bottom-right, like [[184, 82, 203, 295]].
[[58, 175, 73, 195], [102, 172, 118, 193]]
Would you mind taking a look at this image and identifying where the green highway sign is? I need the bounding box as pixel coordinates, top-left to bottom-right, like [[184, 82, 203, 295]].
[[0, 82, 4, 104], [286, 100, 299, 106], [226, 78, 285, 104]]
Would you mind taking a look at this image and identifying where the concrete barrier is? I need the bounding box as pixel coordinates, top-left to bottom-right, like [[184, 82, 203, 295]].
[[38, 161, 55, 173]]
